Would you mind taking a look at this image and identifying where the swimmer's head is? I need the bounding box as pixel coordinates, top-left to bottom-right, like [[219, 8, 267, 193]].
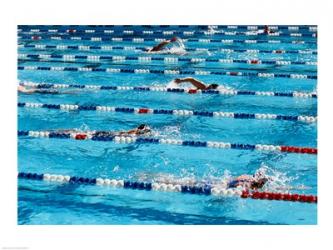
[[137, 124, 151, 134], [174, 78, 182, 83], [251, 178, 268, 189], [170, 37, 178, 42], [207, 84, 219, 90]]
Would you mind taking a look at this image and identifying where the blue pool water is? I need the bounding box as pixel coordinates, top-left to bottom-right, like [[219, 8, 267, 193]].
[[17, 25, 317, 225]]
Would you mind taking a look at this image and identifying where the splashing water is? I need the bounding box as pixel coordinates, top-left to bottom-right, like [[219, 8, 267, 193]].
[[130, 164, 310, 192], [112, 165, 120, 172], [207, 25, 221, 34], [146, 38, 187, 55], [167, 47, 186, 55], [166, 80, 180, 89], [151, 125, 182, 139], [165, 38, 187, 55], [78, 123, 91, 132], [255, 164, 310, 192]]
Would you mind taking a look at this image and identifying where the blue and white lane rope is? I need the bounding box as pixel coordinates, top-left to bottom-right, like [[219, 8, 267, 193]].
[[18, 102, 317, 124], [18, 25, 317, 32], [18, 29, 317, 38], [17, 66, 317, 80], [18, 54, 317, 67], [18, 171, 241, 197], [17, 171, 318, 203], [18, 44, 318, 55], [19, 82, 318, 99], [17, 130, 318, 155], [18, 35, 317, 45]]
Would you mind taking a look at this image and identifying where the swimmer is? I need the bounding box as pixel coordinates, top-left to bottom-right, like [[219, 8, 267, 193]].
[[146, 37, 183, 53], [136, 169, 268, 191], [18, 85, 76, 95], [227, 168, 269, 190], [174, 77, 219, 90], [136, 167, 310, 192], [117, 124, 152, 136], [262, 25, 275, 35], [51, 124, 152, 137], [207, 25, 220, 34], [249, 26, 275, 35]]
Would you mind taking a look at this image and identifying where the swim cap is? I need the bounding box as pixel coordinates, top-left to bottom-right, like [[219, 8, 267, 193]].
[[170, 37, 178, 42], [138, 124, 147, 130], [207, 84, 219, 90]]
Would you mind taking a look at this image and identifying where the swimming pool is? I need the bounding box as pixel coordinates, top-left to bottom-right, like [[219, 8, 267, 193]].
[[17, 25, 317, 225]]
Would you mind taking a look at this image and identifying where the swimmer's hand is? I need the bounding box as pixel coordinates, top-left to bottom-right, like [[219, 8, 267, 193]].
[[170, 37, 178, 42]]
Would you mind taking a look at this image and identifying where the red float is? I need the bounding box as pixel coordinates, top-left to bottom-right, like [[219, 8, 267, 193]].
[[250, 60, 260, 64], [283, 194, 292, 201], [75, 134, 87, 140], [273, 193, 282, 200], [241, 191, 250, 198], [280, 146, 317, 155], [241, 191, 317, 203], [291, 194, 300, 201], [138, 108, 149, 114]]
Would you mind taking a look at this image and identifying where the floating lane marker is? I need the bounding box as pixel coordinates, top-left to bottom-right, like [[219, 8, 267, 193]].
[[17, 28, 317, 38], [17, 172, 317, 203], [18, 102, 317, 124], [18, 35, 317, 45], [17, 130, 318, 155], [18, 53, 317, 67], [18, 44, 318, 55], [19, 82, 318, 99], [17, 66, 317, 80]]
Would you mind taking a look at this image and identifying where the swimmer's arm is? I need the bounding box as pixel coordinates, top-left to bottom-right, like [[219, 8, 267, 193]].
[[235, 175, 252, 181], [176, 77, 207, 90], [126, 129, 138, 135], [150, 40, 171, 52], [118, 129, 136, 135]]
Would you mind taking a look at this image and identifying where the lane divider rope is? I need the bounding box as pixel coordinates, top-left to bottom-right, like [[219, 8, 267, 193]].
[[18, 44, 318, 55], [19, 82, 318, 99], [18, 29, 317, 38], [18, 35, 317, 45], [17, 130, 318, 155], [17, 66, 317, 80], [17, 171, 317, 203], [18, 102, 317, 124], [18, 25, 317, 32], [18, 53, 317, 66]]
